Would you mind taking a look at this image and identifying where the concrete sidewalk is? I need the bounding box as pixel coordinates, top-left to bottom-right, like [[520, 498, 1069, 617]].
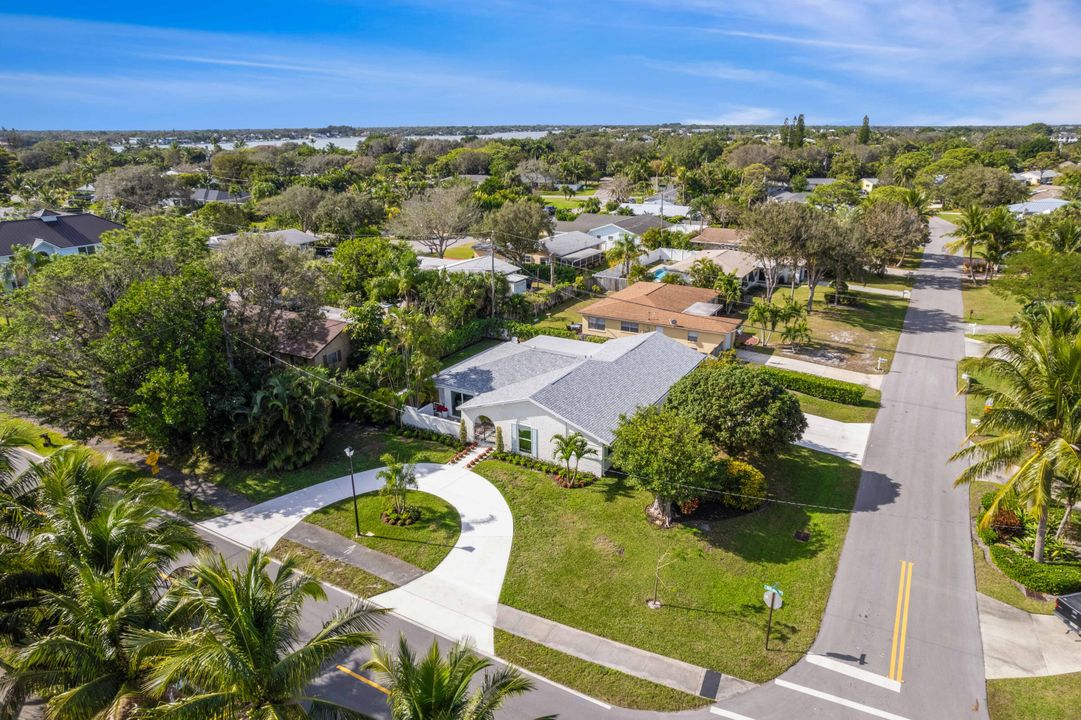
[[737, 348, 885, 390], [849, 284, 910, 299], [799, 414, 873, 464], [978, 593, 1081, 679], [496, 605, 755, 701]]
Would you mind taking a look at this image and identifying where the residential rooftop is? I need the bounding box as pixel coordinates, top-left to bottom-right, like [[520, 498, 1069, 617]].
[[0, 209, 122, 258], [581, 281, 744, 335]]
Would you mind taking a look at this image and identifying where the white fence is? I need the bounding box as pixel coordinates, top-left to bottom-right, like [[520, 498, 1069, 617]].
[[402, 404, 460, 437]]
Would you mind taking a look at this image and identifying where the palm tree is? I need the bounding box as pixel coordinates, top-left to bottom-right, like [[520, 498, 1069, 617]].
[[128, 550, 385, 719], [606, 234, 639, 277], [946, 205, 990, 283], [713, 271, 743, 313], [1027, 216, 1081, 254], [377, 452, 418, 516], [0, 447, 203, 720], [551, 432, 596, 484], [3, 244, 50, 289], [747, 300, 783, 346], [953, 305, 1081, 562], [365, 636, 550, 720], [978, 206, 1019, 282], [901, 187, 931, 225]]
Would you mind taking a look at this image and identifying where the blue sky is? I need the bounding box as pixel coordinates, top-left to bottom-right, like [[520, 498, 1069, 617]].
[[2, 1, 1080, 130]]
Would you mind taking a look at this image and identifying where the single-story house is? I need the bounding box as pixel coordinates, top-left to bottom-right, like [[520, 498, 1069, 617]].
[[191, 188, 252, 205], [770, 191, 810, 204], [690, 227, 747, 249], [418, 254, 529, 294], [0, 209, 122, 266], [860, 178, 880, 194], [1008, 199, 1070, 216], [1011, 170, 1060, 186], [580, 281, 744, 354], [208, 228, 318, 250], [526, 231, 608, 268], [618, 201, 692, 217], [652, 248, 766, 289], [554, 213, 670, 243], [270, 309, 352, 369], [429, 332, 704, 474], [806, 177, 836, 190]]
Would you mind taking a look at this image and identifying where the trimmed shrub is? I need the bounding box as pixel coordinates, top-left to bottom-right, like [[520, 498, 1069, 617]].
[[720, 459, 767, 511], [988, 544, 1081, 595], [494, 426, 504, 453], [759, 366, 865, 405], [459, 419, 468, 445], [395, 426, 465, 450], [489, 451, 599, 484]]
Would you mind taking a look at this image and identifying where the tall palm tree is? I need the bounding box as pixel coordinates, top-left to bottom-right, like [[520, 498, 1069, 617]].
[[377, 453, 418, 516], [978, 206, 1020, 282], [713, 271, 743, 313], [128, 550, 385, 720], [946, 205, 990, 283], [1027, 216, 1081, 254], [953, 305, 1081, 562], [901, 187, 931, 225], [3, 244, 50, 289], [365, 636, 550, 720], [606, 234, 639, 277]]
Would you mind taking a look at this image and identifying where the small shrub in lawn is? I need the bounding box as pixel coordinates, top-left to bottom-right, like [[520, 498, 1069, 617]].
[[381, 506, 421, 526], [720, 459, 768, 511]]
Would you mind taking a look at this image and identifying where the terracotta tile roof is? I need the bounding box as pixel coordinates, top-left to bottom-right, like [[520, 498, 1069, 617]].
[[581, 282, 743, 335]]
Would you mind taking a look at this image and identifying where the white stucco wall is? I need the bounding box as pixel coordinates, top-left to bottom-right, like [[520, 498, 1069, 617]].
[[459, 399, 609, 476]]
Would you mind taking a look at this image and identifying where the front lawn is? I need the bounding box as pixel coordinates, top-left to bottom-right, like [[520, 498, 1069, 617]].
[[184, 425, 456, 503], [961, 281, 1021, 326], [794, 388, 881, 423], [443, 243, 476, 260], [0, 412, 70, 456], [753, 285, 908, 373], [305, 490, 461, 572], [532, 297, 597, 331], [494, 630, 707, 712], [478, 446, 860, 683], [987, 672, 1081, 720], [271, 538, 394, 598]]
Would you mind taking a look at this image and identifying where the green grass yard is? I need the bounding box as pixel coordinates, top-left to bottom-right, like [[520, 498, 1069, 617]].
[[439, 339, 503, 369], [987, 672, 1081, 720], [494, 630, 707, 712], [0, 412, 71, 456], [752, 285, 908, 373], [271, 538, 394, 598], [443, 243, 476, 260], [532, 297, 597, 331], [794, 388, 881, 423], [477, 446, 860, 683], [305, 490, 461, 572], [184, 425, 456, 503], [961, 281, 1021, 326]]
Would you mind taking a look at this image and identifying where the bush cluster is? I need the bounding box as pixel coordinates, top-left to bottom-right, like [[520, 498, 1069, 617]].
[[719, 459, 768, 511], [381, 507, 420, 526], [988, 544, 1081, 595], [397, 426, 465, 450], [490, 451, 599, 485], [760, 366, 865, 405]]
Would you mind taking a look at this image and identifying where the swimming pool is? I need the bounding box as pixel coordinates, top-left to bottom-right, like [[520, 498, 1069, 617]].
[[651, 267, 670, 280]]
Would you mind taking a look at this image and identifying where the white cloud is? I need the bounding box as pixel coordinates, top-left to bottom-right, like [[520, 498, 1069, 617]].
[[684, 106, 778, 125]]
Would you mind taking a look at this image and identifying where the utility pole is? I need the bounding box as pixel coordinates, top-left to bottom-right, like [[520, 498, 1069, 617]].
[[490, 239, 497, 319], [344, 446, 360, 537], [221, 308, 234, 371]]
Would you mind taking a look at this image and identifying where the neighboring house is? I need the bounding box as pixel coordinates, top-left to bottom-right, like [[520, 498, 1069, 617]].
[[580, 281, 744, 354], [1008, 198, 1070, 216], [860, 178, 880, 194], [526, 231, 608, 268], [418, 254, 529, 294], [424, 332, 704, 475], [652, 248, 766, 289], [208, 228, 319, 250], [805, 177, 836, 190], [459, 174, 490, 184], [190, 188, 251, 205], [618, 201, 692, 217], [265, 308, 352, 370], [0, 209, 122, 265], [770, 191, 810, 204], [690, 227, 747, 250], [554, 213, 670, 242], [1011, 170, 1061, 186]]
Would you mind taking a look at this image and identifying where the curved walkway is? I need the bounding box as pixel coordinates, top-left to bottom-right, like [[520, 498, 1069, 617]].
[[199, 460, 513, 653]]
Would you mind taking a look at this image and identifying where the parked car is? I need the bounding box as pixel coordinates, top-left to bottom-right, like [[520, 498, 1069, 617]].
[[1055, 592, 1081, 635]]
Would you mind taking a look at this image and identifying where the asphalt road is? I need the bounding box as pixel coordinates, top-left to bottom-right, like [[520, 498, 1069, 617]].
[[11, 222, 989, 720], [718, 217, 987, 720]]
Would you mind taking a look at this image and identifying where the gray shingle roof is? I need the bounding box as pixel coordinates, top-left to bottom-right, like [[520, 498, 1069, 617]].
[[0, 210, 123, 257], [554, 213, 670, 235], [452, 332, 704, 444], [544, 231, 604, 258]]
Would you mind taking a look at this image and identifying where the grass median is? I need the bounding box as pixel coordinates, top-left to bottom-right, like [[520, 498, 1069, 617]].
[[987, 672, 1081, 720], [478, 445, 860, 683]]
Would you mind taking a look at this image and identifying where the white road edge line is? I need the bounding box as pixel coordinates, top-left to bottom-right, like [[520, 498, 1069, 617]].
[[710, 707, 756, 720], [774, 680, 912, 720], [805, 654, 902, 692], [513, 665, 613, 710]]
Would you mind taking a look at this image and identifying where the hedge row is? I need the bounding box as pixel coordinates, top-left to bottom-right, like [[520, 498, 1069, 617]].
[[988, 544, 1081, 595], [489, 451, 600, 484], [396, 426, 465, 450], [760, 366, 865, 405], [499, 321, 606, 344]]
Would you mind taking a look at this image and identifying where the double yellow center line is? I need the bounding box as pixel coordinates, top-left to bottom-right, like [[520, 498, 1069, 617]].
[[889, 560, 914, 683]]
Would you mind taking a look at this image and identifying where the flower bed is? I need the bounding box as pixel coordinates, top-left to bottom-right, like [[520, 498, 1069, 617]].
[[490, 451, 599, 487]]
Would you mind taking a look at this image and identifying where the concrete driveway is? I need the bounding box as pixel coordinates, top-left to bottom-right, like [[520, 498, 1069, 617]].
[[198, 459, 513, 653]]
